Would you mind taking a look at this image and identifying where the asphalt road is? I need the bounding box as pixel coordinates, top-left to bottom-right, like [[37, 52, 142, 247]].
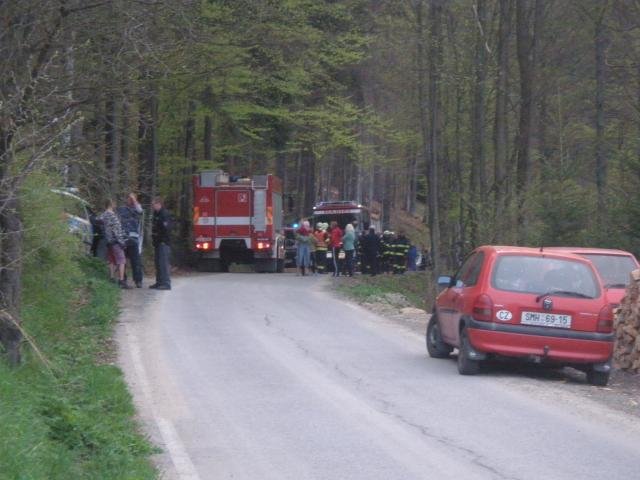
[[117, 273, 640, 480]]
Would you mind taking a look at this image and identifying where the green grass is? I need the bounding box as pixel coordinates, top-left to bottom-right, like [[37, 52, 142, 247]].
[[335, 272, 433, 311], [0, 179, 156, 480]]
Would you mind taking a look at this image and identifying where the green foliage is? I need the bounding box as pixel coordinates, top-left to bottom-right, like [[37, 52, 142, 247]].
[[336, 273, 431, 311], [0, 180, 156, 480], [533, 165, 592, 247], [157, 0, 372, 196]]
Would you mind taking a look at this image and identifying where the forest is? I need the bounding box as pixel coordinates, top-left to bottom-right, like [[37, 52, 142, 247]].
[[3, 0, 640, 355]]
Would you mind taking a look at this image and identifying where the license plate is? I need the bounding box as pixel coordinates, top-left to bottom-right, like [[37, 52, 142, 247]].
[[521, 311, 572, 329]]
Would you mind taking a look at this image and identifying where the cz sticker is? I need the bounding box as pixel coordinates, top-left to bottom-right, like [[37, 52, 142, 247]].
[[496, 310, 512, 321]]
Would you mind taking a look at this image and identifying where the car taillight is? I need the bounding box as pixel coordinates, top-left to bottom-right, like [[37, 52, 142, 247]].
[[597, 304, 614, 333], [195, 242, 211, 251], [473, 294, 494, 322], [257, 242, 270, 250]]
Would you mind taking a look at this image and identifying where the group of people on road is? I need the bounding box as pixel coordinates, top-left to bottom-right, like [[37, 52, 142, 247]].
[[294, 221, 358, 277], [360, 229, 412, 276], [93, 194, 172, 290], [294, 221, 413, 277]]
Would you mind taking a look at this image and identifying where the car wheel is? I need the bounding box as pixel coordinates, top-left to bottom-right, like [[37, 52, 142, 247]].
[[586, 368, 610, 387], [426, 315, 453, 358], [457, 328, 481, 375]]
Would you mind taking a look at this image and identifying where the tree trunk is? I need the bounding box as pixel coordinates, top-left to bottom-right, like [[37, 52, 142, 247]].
[[0, 136, 22, 366], [138, 90, 159, 218], [180, 100, 197, 244], [637, 64, 640, 175], [121, 95, 131, 192], [416, 1, 430, 252], [427, 0, 443, 275], [204, 115, 213, 163], [595, 8, 607, 219], [515, 0, 542, 242], [382, 166, 392, 230], [105, 99, 121, 196], [494, 0, 511, 242], [302, 148, 316, 215], [470, 0, 488, 246]]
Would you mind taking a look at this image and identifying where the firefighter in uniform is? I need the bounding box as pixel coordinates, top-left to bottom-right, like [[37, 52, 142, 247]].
[[356, 230, 365, 273], [392, 232, 410, 274], [381, 231, 395, 274], [313, 223, 329, 273]]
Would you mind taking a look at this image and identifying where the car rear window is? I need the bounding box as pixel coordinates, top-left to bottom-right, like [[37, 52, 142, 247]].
[[492, 255, 600, 298], [581, 254, 637, 288]]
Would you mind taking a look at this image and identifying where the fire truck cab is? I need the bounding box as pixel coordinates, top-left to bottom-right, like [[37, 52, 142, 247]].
[[192, 171, 285, 272]]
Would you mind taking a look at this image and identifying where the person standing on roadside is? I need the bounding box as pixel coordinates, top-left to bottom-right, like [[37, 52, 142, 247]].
[[392, 231, 410, 274], [308, 222, 317, 274], [100, 199, 131, 289], [329, 221, 343, 277], [150, 197, 172, 290], [313, 223, 329, 274], [361, 227, 381, 276], [117, 193, 144, 288], [342, 223, 356, 277], [295, 220, 313, 276]]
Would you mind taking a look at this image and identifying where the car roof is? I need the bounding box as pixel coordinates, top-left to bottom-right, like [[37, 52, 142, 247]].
[[543, 246, 636, 257], [51, 188, 90, 206], [476, 245, 596, 264]]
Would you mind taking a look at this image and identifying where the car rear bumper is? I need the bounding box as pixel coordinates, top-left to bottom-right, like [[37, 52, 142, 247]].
[[466, 318, 613, 364]]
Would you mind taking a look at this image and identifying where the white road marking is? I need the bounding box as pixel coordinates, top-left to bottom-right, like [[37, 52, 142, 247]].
[[125, 323, 202, 480]]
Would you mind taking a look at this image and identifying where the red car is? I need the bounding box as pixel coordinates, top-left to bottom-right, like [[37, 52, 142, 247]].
[[427, 246, 614, 385], [544, 247, 639, 306]]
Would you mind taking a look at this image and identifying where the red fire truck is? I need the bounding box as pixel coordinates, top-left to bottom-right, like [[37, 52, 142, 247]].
[[192, 171, 285, 272]]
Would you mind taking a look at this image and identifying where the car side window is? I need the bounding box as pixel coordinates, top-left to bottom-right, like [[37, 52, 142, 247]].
[[454, 253, 476, 287], [465, 252, 484, 286], [455, 252, 484, 288]]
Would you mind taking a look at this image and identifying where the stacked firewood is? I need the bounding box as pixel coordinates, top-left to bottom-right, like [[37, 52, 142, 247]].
[[615, 270, 640, 372]]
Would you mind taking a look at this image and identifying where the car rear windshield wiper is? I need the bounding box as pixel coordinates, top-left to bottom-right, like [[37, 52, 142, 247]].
[[604, 283, 627, 289], [535, 290, 593, 302]]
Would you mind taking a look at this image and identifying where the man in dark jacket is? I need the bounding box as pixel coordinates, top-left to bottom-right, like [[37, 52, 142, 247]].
[[361, 227, 381, 276], [117, 193, 144, 288], [150, 197, 172, 290]]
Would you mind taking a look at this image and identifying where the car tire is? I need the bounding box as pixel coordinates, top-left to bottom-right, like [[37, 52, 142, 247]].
[[426, 315, 453, 358], [457, 328, 481, 375], [586, 367, 610, 387]]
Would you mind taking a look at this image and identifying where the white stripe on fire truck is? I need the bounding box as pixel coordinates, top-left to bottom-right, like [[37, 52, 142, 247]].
[[196, 216, 252, 226]]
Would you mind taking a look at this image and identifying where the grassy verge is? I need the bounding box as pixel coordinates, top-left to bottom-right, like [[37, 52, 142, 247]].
[[0, 180, 156, 480], [334, 272, 433, 311]]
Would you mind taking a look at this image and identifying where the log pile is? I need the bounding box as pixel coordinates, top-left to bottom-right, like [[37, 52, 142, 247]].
[[615, 269, 640, 372]]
